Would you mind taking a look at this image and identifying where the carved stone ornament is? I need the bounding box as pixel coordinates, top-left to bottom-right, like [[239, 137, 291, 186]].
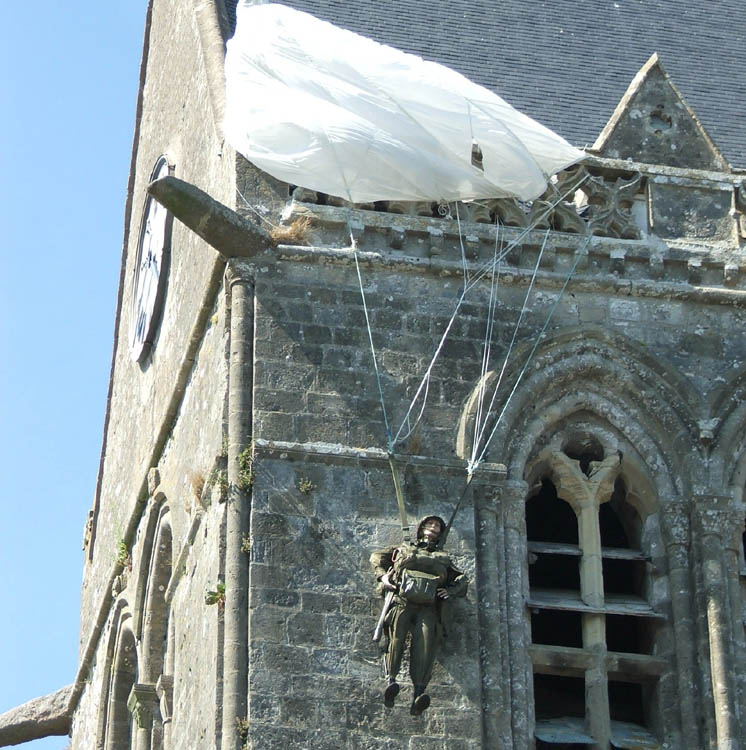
[[487, 197, 529, 228], [659, 500, 691, 547], [737, 182, 746, 240], [156, 674, 174, 722], [581, 170, 643, 239], [127, 683, 159, 730], [547, 451, 622, 510], [692, 498, 742, 545]]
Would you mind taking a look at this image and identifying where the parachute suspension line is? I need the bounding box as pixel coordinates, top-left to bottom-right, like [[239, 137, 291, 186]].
[[396, 373, 431, 446], [439, 471, 474, 549], [351, 221, 393, 451], [471, 234, 591, 470], [471, 220, 503, 468], [391, 176, 587, 449], [463, 171, 590, 297], [235, 185, 281, 230], [469, 228, 551, 469], [346, 177, 590, 537], [392, 205, 473, 446], [391, 284, 469, 445], [346, 208, 411, 542], [455, 202, 469, 287]]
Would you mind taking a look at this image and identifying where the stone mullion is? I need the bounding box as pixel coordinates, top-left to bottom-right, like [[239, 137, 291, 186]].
[[660, 500, 700, 750], [548, 452, 621, 749], [724, 543, 746, 731], [577, 499, 610, 750], [721, 511, 746, 738], [472, 481, 511, 750], [503, 481, 531, 749], [694, 501, 742, 750]]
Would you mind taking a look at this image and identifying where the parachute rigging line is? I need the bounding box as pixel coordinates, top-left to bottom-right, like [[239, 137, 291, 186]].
[[390, 173, 588, 449], [455, 202, 469, 287], [461, 172, 589, 297], [470, 233, 592, 471], [348, 178, 589, 540], [351, 228, 393, 451], [471, 221, 503, 468], [236, 186, 281, 230], [469, 228, 552, 469]]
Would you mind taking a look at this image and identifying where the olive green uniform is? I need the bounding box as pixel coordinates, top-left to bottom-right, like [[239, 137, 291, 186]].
[[371, 539, 467, 691]]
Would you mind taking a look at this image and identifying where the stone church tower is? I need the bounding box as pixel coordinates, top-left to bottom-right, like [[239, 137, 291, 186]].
[[1, 1, 745, 749]]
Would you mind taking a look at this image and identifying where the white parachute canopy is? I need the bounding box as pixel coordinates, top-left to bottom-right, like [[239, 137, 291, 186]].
[[224, 2, 585, 204]]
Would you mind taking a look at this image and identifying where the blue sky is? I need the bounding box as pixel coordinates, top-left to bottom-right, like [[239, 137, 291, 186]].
[[0, 3, 147, 747]]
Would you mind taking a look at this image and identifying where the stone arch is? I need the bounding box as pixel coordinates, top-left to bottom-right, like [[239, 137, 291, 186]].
[[130, 501, 174, 750], [133, 494, 169, 641], [708, 364, 746, 494], [457, 325, 699, 501], [98, 600, 138, 750], [455, 327, 686, 747], [140, 507, 173, 684]]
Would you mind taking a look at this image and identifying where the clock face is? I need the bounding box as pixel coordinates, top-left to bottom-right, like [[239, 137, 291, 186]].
[[130, 156, 172, 363]]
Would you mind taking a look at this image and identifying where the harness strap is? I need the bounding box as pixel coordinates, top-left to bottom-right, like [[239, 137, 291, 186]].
[[439, 472, 473, 548], [388, 454, 411, 543]]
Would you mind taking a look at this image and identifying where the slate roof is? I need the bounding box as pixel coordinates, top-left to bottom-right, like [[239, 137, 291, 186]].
[[222, 0, 745, 169]]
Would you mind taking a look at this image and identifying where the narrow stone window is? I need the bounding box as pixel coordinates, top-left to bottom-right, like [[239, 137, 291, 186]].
[[528, 445, 664, 748], [106, 625, 138, 750]]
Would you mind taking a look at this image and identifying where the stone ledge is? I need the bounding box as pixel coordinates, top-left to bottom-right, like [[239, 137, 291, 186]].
[[263, 243, 746, 308], [253, 438, 507, 479], [0, 684, 72, 747]]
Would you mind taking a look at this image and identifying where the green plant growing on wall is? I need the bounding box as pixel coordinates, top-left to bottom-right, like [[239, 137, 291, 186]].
[[298, 477, 316, 494], [115, 539, 132, 571], [241, 534, 251, 555], [205, 581, 226, 610], [237, 447, 254, 490], [236, 716, 249, 748], [210, 467, 229, 497]]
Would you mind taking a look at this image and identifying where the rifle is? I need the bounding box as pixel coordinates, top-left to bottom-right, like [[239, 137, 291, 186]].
[[373, 589, 395, 642]]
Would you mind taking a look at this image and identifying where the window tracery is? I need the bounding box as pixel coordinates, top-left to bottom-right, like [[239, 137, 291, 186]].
[[527, 444, 664, 749]]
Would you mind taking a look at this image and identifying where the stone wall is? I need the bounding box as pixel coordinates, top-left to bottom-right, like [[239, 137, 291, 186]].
[[65, 1, 746, 745], [236, 165, 746, 747], [246, 451, 482, 750]]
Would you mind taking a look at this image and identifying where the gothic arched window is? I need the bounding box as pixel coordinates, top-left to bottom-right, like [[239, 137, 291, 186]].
[[528, 446, 664, 749]]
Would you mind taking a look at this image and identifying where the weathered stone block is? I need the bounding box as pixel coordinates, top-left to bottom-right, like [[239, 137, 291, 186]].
[[650, 182, 734, 241], [287, 612, 325, 645]]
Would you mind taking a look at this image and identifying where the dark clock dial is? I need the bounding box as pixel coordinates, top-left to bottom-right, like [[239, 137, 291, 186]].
[[130, 157, 172, 363]]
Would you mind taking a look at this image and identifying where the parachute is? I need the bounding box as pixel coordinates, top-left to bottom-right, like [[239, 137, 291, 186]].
[[224, 0, 591, 540], [224, 2, 585, 203]]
